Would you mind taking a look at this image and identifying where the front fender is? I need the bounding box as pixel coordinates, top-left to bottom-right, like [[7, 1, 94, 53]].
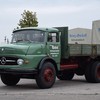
[[38, 56, 58, 72]]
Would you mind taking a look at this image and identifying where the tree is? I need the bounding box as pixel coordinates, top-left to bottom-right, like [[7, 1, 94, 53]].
[[18, 10, 38, 28]]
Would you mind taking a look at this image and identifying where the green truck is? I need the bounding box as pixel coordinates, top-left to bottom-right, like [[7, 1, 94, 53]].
[[0, 27, 100, 89]]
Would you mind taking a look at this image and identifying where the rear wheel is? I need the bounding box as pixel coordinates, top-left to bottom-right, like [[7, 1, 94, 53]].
[[57, 70, 74, 80], [1, 74, 20, 86], [85, 62, 94, 82], [36, 62, 56, 89], [91, 61, 100, 82], [85, 61, 100, 83]]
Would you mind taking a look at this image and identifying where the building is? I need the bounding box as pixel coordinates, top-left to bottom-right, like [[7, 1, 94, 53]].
[[68, 28, 92, 44]]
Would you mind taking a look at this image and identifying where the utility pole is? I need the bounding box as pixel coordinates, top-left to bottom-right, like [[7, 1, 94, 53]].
[[4, 36, 7, 43]]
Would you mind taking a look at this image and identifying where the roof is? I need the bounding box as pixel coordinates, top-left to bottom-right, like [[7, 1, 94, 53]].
[[69, 27, 91, 31], [69, 28, 92, 33], [93, 20, 100, 23], [13, 27, 59, 33]]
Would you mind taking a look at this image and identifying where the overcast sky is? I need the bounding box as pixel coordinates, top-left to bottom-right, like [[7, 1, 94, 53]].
[[0, 0, 100, 43]]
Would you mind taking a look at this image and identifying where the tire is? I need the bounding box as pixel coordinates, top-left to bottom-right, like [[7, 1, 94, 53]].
[[36, 62, 56, 89], [57, 70, 74, 80], [91, 61, 100, 83], [85, 62, 94, 82], [75, 68, 85, 76], [1, 74, 20, 86], [85, 61, 100, 83]]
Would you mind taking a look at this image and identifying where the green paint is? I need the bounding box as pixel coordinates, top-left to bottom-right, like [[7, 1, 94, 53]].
[[0, 27, 61, 71]]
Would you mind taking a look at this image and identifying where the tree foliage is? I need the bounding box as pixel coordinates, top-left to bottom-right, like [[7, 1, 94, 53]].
[[18, 10, 38, 28]]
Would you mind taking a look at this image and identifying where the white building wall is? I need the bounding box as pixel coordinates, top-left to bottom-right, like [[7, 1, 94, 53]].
[[68, 28, 92, 44]]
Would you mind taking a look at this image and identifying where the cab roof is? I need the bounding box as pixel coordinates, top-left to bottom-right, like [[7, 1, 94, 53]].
[[13, 27, 59, 33]]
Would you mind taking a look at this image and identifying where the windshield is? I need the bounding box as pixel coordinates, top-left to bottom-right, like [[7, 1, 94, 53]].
[[11, 30, 45, 43]]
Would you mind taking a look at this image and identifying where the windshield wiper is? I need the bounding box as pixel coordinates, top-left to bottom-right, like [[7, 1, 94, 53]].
[[24, 39, 32, 43], [16, 39, 24, 43], [16, 39, 32, 43]]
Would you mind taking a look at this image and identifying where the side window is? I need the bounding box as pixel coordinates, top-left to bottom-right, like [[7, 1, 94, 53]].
[[48, 32, 59, 42]]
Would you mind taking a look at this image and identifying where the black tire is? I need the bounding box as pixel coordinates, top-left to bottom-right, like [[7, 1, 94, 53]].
[[85, 61, 100, 83], [1, 74, 20, 86], [91, 61, 100, 83], [85, 62, 94, 82], [57, 70, 74, 80], [75, 68, 85, 76], [36, 62, 56, 89]]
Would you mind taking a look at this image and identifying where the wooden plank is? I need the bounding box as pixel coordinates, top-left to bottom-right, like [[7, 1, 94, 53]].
[[82, 45, 92, 55], [69, 44, 81, 55]]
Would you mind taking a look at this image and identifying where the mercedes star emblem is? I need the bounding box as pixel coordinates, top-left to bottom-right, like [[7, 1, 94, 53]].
[[1, 57, 6, 65]]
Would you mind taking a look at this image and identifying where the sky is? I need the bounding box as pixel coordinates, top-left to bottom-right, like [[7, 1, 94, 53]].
[[0, 0, 100, 43]]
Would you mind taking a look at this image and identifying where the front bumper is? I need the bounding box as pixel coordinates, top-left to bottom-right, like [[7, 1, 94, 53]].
[[0, 68, 38, 75]]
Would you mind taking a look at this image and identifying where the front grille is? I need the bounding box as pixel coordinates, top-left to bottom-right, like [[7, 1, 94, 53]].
[[0, 57, 18, 65]]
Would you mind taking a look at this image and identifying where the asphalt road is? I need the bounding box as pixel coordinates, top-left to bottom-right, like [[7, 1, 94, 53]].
[[0, 75, 100, 100]]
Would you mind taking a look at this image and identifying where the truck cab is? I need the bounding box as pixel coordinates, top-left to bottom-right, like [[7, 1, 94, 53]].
[[0, 27, 61, 89]]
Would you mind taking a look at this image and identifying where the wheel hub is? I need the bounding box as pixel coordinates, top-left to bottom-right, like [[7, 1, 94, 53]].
[[44, 68, 54, 82]]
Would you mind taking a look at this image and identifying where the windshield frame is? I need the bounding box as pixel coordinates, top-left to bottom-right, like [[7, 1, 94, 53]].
[[11, 29, 46, 43]]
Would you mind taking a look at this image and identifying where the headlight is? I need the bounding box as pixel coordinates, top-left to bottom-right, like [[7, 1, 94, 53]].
[[17, 59, 24, 65]]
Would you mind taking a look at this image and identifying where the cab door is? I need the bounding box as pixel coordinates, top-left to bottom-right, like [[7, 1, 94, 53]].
[[46, 32, 61, 63]]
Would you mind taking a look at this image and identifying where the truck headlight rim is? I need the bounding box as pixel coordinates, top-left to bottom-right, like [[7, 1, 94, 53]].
[[17, 59, 24, 65]]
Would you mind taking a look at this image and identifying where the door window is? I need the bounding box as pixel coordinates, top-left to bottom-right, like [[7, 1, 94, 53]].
[[48, 33, 59, 42]]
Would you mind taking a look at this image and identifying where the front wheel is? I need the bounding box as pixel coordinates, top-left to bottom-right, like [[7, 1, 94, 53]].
[[36, 62, 56, 89], [1, 74, 20, 86]]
